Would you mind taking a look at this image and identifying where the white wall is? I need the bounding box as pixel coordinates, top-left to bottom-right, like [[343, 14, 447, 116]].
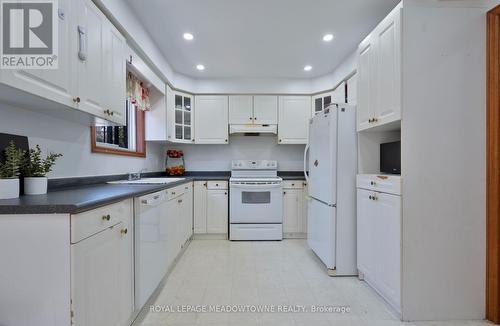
[[0, 104, 164, 179], [165, 135, 305, 171], [400, 0, 492, 320]]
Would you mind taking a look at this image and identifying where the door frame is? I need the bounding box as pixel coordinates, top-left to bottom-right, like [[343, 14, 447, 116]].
[[487, 4, 500, 324]]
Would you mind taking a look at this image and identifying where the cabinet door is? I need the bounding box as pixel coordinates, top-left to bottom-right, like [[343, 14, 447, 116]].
[[194, 96, 229, 144], [0, 0, 76, 108], [193, 182, 207, 234], [374, 7, 402, 126], [169, 92, 194, 143], [229, 95, 253, 124], [357, 38, 376, 131], [72, 223, 132, 326], [278, 96, 311, 144], [356, 189, 376, 278], [347, 74, 357, 105], [301, 182, 309, 233], [253, 95, 278, 124], [332, 82, 346, 104], [103, 22, 126, 125], [312, 93, 332, 115], [76, 0, 107, 120], [181, 186, 193, 244], [206, 190, 228, 234], [283, 189, 302, 234], [374, 192, 401, 310], [166, 198, 179, 264]]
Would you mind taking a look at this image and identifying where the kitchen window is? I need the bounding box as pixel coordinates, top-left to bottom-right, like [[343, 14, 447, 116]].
[[91, 73, 148, 157]]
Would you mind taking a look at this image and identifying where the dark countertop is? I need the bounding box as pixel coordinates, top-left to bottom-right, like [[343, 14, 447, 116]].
[[0, 171, 305, 215]]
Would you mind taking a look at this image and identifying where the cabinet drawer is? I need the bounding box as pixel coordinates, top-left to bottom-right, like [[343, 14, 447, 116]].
[[71, 199, 132, 243], [357, 174, 401, 195], [207, 181, 228, 190], [166, 184, 185, 200], [283, 180, 306, 189]]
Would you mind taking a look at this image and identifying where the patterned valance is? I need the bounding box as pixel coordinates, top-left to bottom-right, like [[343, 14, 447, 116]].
[[127, 72, 151, 111]]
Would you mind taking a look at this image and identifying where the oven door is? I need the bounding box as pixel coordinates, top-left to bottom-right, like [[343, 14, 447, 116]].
[[230, 182, 283, 224]]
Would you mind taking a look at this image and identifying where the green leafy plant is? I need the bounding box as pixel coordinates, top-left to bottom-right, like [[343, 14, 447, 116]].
[[0, 141, 25, 179], [22, 145, 62, 177]]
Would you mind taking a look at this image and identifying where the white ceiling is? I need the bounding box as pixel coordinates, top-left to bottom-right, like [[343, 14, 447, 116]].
[[125, 0, 400, 79]]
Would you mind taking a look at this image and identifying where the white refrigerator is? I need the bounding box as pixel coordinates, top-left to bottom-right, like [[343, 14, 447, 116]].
[[304, 104, 357, 275]]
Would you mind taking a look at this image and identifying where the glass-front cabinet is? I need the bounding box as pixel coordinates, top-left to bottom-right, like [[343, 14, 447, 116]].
[[312, 92, 333, 115], [169, 90, 194, 143]]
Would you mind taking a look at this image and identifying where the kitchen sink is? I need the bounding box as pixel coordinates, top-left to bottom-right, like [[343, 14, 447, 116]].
[[107, 177, 185, 185]]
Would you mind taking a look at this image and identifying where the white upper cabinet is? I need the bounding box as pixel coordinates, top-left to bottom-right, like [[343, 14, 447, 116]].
[[332, 82, 346, 104], [347, 73, 357, 105], [229, 95, 253, 124], [312, 92, 332, 115], [229, 95, 278, 125], [102, 22, 127, 125], [278, 96, 312, 144], [0, 0, 76, 109], [253, 95, 278, 124], [357, 36, 376, 131], [195, 95, 229, 144], [0, 0, 127, 125], [374, 5, 402, 126], [77, 0, 127, 125], [168, 89, 194, 143], [357, 3, 402, 131], [76, 0, 107, 120]]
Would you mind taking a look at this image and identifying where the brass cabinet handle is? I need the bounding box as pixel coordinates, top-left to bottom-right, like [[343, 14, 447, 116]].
[[370, 181, 377, 186], [73, 97, 81, 103], [254, 117, 257, 120], [250, 117, 253, 120], [171, 191, 176, 195], [225, 139, 228, 142], [121, 228, 128, 235], [224, 192, 227, 195], [291, 183, 295, 186], [110, 111, 114, 116], [102, 214, 111, 221], [178, 199, 183, 203], [283, 191, 287, 195], [279, 139, 282, 143]]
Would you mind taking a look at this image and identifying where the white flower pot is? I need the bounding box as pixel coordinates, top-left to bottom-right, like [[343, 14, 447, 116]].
[[0, 178, 20, 199], [24, 177, 48, 195]]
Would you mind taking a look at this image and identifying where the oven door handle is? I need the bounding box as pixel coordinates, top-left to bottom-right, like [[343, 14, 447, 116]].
[[230, 183, 282, 189]]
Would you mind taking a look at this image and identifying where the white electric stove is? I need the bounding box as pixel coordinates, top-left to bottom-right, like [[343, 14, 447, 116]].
[[229, 160, 283, 240]]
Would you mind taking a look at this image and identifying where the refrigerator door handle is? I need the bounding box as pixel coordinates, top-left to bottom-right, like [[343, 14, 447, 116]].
[[304, 143, 310, 183]]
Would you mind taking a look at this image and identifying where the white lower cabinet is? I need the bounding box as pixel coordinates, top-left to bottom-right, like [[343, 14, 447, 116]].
[[193, 181, 228, 236], [71, 199, 134, 326], [282, 181, 308, 238], [357, 174, 401, 313], [166, 183, 193, 258]]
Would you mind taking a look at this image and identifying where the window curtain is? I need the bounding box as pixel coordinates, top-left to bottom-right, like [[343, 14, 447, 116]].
[[127, 72, 151, 111]]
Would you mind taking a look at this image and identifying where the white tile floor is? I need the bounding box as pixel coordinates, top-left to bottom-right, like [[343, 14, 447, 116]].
[[138, 240, 491, 326]]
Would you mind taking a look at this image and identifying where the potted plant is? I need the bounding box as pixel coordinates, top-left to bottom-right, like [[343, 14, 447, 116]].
[[22, 145, 62, 195], [0, 141, 25, 199]]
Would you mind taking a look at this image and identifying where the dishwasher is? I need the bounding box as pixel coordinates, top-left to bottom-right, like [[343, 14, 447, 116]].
[[134, 190, 169, 313]]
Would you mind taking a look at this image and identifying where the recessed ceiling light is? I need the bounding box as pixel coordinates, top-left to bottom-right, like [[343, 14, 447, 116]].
[[183, 32, 194, 41], [196, 64, 205, 71], [304, 65, 312, 71], [323, 34, 334, 42]]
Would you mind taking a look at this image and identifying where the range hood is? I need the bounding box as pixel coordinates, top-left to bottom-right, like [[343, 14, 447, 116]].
[[229, 124, 278, 135]]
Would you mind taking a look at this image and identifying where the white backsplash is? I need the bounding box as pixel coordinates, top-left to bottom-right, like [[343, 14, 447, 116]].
[[165, 135, 305, 171]]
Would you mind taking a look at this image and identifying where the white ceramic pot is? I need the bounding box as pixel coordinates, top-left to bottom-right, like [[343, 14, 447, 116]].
[[24, 177, 48, 195], [0, 178, 20, 199]]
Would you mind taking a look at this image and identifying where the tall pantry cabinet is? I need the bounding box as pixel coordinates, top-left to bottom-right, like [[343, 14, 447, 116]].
[[356, 0, 489, 322]]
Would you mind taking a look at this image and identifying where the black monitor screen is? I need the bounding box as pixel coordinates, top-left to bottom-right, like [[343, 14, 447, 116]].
[[380, 141, 401, 175]]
